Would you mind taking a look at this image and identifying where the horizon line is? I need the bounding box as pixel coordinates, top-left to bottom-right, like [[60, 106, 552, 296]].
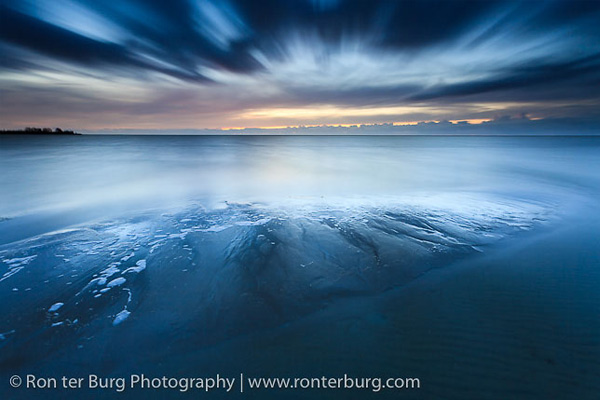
[[3, 115, 600, 134]]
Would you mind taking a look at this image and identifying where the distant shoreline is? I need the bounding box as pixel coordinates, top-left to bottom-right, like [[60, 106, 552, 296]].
[[0, 128, 81, 135]]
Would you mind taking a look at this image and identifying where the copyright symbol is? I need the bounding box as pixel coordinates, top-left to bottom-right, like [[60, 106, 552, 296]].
[[10, 375, 22, 388]]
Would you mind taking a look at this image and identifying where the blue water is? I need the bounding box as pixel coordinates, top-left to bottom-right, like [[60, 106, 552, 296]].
[[0, 135, 599, 399]]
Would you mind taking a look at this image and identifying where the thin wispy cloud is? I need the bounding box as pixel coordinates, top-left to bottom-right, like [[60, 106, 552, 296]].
[[1, 0, 599, 130]]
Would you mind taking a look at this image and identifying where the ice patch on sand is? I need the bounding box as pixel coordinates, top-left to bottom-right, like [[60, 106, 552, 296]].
[[3, 255, 38, 267], [48, 302, 64, 312], [112, 309, 131, 326], [121, 252, 135, 262], [107, 277, 126, 287], [122, 259, 146, 274], [235, 218, 271, 226], [112, 288, 133, 326], [0, 329, 16, 340], [0, 255, 38, 282], [201, 224, 232, 232], [99, 264, 120, 278]]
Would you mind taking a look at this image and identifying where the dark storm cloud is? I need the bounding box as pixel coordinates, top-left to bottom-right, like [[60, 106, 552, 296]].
[[259, 51, 600, 109], [410, 52, 600, 102], [1, 0, 600, 128], [0, 45, 40, 71], [229, 0, 502, 50], [81, 0, 262, 73], [1, 8, 132, 65], [4, 0, 597, 79], [0, 6, 210, 82]]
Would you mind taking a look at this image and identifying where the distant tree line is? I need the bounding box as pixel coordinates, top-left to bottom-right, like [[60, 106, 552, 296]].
[[24, 127, 76, 134], [1, 127, 80, 135]]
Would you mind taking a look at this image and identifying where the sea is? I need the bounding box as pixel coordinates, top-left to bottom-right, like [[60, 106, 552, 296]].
[[0, 134, 599, 399]]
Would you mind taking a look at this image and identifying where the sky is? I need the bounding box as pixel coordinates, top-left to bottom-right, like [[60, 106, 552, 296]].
[[1, 0, 600, 131]]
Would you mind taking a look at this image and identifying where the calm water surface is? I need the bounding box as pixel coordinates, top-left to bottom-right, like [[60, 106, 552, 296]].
[[0, 135, 599, 399]]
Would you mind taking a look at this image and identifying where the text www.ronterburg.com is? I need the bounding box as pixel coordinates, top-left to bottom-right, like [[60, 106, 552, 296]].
[[14, 373, 420, 393], [244, 374, 420, 392]]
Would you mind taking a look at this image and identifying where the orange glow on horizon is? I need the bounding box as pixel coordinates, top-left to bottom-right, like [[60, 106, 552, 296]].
[[219, 117, 498, 131], [393, 120, 435, 126], [221, 123, 364, 130], [448, 118, 493, 124]]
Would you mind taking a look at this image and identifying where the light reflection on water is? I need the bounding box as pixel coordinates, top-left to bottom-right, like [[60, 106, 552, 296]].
[[0, 135, 599, 399], [1, 135, 598, 218]]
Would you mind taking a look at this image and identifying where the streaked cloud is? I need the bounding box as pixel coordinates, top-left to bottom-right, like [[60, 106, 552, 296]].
[[1, 0, 599, 130]]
